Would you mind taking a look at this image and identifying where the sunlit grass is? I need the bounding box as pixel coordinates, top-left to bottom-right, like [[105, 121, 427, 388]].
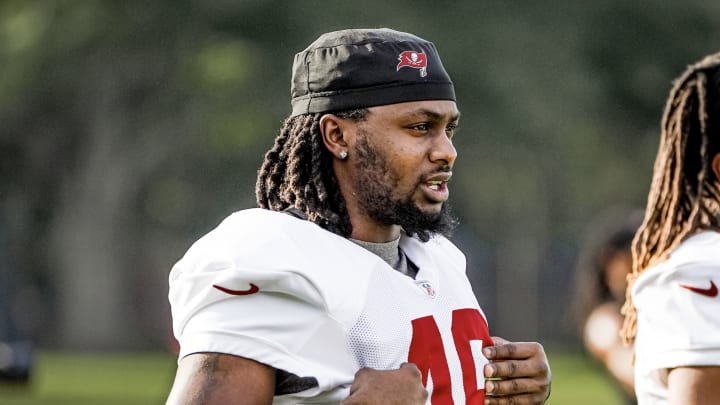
[[0, 352, 176, 405], [546, 350, 626, 404], [0, 349, 626, 405]]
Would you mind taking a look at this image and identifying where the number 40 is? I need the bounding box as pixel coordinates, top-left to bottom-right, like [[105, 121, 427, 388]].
[[408, 308, 492, 405]]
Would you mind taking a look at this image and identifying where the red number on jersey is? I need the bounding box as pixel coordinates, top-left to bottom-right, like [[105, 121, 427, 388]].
[[408, 308, 492, 405], [408, 315, 453, 405]]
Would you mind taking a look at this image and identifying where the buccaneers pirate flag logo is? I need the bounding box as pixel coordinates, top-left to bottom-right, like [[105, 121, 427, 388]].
[[397, 51, 428, 77]]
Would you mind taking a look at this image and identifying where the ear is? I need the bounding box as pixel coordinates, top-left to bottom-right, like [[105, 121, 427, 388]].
[[319, 114, 352, 160], [713, 152, 720, 183]]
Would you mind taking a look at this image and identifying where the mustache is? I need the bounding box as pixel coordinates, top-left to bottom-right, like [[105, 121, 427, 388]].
[[418, 164, 452, 183]]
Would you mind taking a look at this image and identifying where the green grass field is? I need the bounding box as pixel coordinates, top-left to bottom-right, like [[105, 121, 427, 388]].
[[0, 350, 626, 405]]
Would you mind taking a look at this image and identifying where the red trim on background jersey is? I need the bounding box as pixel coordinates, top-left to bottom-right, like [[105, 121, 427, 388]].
[[679, 280, 718, 297]]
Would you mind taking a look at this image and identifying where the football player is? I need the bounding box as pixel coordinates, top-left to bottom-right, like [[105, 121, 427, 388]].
[[167, 28, 552, 405]]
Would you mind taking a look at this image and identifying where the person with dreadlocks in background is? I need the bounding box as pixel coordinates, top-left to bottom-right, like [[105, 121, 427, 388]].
[[620, 52, 720, 404], [165, 28, 551, 405]]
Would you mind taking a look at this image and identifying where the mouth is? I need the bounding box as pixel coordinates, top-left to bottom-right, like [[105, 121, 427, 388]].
[[424, 172, 452, 187], [427, 180, 446, 191], [420, 173, 452, 202]]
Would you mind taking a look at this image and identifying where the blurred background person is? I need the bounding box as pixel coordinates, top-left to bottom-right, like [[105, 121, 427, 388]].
[[569, 206, 642, 404]]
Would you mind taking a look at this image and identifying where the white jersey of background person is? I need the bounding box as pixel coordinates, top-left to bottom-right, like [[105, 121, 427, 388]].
[[632, 230, 720, 404], [169, 208, 493, 404]]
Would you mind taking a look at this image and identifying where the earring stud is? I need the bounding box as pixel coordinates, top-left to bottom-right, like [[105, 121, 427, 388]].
[[339, 150, 348, 160]]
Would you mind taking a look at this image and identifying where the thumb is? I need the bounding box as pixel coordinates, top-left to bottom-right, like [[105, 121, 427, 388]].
[[491, 336, 509, 345]]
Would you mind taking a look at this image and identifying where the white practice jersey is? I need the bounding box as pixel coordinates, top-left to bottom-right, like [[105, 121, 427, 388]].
[[632, 230, 720, 405], [169, 208, 492, 404]]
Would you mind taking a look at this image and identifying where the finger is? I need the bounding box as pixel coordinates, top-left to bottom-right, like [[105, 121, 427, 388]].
[[484, 392, 548, 405], [351, 367, 372, 388], [400, 363, 425, 388], [400, 362, 422, 375], [483, 341, 544, 360], [484, 358, 550, 379], [485, 376, 547, 396], [491, 336, 509, 345]]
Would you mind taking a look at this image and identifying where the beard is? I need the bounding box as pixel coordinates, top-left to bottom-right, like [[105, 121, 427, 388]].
[[351, 132, 457, 241]]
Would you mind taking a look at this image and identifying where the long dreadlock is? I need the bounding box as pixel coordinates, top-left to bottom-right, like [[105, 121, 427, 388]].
[[621, 53, 720, 344], [255, 109, 368, 237]]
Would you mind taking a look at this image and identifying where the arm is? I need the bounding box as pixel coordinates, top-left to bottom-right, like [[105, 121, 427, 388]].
[[165, 352, 275, 405], [482, 337, 552, 405], [583, 302, 635, 396], [667, 366, 720, 405], [166, 354, 427, 405]]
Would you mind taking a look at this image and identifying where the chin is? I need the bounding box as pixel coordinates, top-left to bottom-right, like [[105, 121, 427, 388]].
[[418, 202, 444, 214]]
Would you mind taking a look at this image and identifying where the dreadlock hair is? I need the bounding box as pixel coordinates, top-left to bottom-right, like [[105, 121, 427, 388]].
[[620, 53, 720, 344], [255, 108, 368, 237]]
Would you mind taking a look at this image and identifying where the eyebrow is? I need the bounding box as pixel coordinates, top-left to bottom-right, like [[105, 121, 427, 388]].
[[406, 108, 461, 122]]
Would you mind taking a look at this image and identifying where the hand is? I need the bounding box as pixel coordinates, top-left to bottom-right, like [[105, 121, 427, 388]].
[[341, 363, 428, 405], [482, 337, 552, 405]]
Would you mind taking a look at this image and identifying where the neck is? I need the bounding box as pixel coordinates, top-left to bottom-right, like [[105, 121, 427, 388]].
[[349, 220, 401, 243], [341, 186, 401, 242]]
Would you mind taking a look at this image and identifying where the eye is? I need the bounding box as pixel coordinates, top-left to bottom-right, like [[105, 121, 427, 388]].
[[408, 123, 430, 132], [446, 123, 459, 138]]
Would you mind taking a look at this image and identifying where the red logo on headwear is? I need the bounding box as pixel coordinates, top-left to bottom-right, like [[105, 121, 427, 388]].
[[397, 51, 428, 77]]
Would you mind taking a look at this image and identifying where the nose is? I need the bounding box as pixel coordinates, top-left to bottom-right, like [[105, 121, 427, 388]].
[[430, 132, 457, 166]]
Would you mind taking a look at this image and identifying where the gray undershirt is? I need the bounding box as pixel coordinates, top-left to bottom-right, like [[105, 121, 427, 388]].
[[350, 237, 415, 277]]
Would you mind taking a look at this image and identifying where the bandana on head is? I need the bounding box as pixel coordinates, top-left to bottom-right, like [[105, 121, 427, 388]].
[[290, 28, 455, 117]]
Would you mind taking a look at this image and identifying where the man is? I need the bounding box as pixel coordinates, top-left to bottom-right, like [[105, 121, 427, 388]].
[[166, 28, 551, 404], [621, 52, 720, 404]]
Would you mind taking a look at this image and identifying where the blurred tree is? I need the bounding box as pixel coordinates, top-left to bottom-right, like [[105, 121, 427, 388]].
[[1, 0, 719, 349], [0, 0, 284, 349]]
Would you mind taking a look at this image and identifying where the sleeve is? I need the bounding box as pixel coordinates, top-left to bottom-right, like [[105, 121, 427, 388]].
[[634, 256, 720, 371], [168, 237, 356, 393]]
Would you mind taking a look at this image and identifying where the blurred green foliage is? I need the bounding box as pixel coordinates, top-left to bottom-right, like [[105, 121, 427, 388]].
[[1, 0, 720, 348]]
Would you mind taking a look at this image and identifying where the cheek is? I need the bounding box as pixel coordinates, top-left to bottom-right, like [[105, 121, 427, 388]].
[[362, 134, 427, 188], [389, 158, 426, 193], [386, 143, 425, 170]]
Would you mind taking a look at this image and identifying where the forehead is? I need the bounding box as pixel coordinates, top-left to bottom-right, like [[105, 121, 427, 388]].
[[366, 100, 459, 121]]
